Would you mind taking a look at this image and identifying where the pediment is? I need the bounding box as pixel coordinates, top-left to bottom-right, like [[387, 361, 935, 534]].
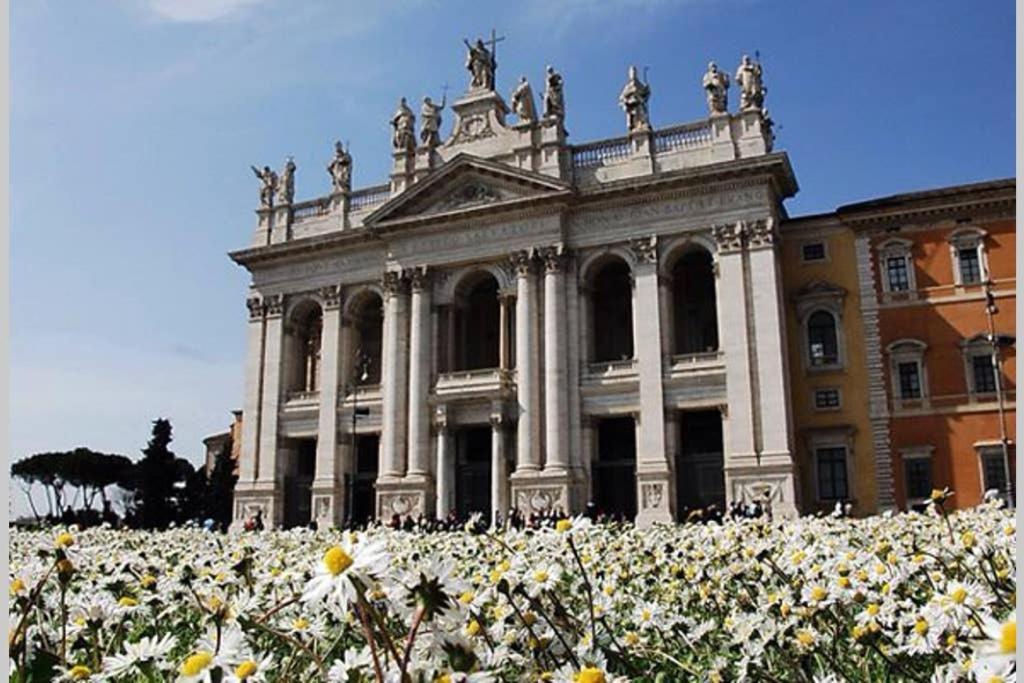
[[364, 154, 572, 226], [794, 280, 847, 301]]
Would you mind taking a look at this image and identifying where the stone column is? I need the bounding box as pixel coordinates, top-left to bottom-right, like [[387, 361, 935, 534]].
[[406, 268, 433, 482], [498, 294, 513, 370], [490, 412, 509, 525], [434, 408, 453, 518], [541, 246, 569, 473], [380, 272, 410, 479], [512, 250, 541, 472], [313, 286, 344, 528], [238, 296, 266, 484], [256, 294, 286, 526], [745, 219, 798, 517], [629, 237, 673, 526]]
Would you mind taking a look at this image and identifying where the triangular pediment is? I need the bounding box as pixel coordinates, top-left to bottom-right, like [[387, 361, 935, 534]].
[[364, 154, 572, 226]]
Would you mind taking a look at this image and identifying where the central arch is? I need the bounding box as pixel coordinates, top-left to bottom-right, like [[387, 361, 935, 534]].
[[588, 257, 635, 362], [453, 272, 501, 371]]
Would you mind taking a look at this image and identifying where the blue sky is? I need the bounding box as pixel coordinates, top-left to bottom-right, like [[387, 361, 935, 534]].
[[10, 1, 1014, 509]]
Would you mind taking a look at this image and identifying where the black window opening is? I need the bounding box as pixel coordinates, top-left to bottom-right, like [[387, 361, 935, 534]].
[[816, 447, 848, 501], [972, 354, 997, 394], [897, 361, 922, 399], [814, 389, 840, 409], [592, 417, 637, 519], [886, 256, 910, 292], [672, 250, 719, 355], [591, 260, 635, 362], [958, 247, 982, 284], [807, 311, 839, 366], [903, 456, 933, 501]]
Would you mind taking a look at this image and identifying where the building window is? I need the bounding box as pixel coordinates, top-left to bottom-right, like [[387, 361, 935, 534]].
[[897, 361, 922, 399], [971, 353, 997, 394], [877, 238, 915, 294], [901, 448, 934, 504], [813, 388, 841, 410], [978, 446, 1010, 500], [949, 227, 988, 287], [816, 446, 849, 501], [887, 339, 928, 407], [886, 256, 911, 292], [801, 242, 827, 263], [807, 311, 839, 367]]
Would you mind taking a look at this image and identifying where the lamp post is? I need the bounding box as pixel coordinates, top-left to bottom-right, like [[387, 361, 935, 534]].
[[983, 278, 1014, 508]]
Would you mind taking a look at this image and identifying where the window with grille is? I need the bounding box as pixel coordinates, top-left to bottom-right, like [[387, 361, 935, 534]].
[[980, 449, 1009, 498], [897, 361, 922, 399], [971, 354, 997, 394], [886, 256, 910, 292], [813, 388, 840, 409], [816, 447, 849, 501], [957, 246, 982, 284], [802, 242, 826, 262]]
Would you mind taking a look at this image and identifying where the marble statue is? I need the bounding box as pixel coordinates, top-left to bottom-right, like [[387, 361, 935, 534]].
[[463, 38, 496, 91], [251, 164, 277, 208], [619, 65, 651, 132], [326, 141, 352, 193], [277, 157, 295, 205], [735, 54, 765, 110], [419, 94, 446, 147], [391, 97, 416, 151], [543, 65, 565, 122], [702, 61, 730, 114], [510, 76, 536, 123]]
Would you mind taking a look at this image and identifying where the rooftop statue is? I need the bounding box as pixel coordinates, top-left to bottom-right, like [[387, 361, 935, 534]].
[[326, 141, 352, 193], [250, 164, 277, 208], [735, 54, 766, 110], [543, 65, 565, 123], [463, 37, 496, 91], [702, 61, 730, 114], [619, 65, 651, 132], [391, 97, 416, 151], [276, 157, 296, 205], [510, 76, 537, 123], [420, 93, 447, 148]]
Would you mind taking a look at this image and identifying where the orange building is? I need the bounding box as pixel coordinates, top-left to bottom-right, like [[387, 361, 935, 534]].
[[838, 180, 1016, 510]]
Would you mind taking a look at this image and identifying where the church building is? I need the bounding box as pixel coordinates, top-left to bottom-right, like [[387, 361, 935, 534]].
[[228, 41, 1014, 528]]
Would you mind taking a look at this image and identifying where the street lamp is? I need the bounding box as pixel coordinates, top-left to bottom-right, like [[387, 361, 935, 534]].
[[982, 279, 1014, 508]]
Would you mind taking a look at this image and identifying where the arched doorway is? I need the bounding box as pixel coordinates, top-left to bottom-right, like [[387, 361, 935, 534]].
[[592, 417, 637, 520], [590, 259, 634, 362], [455, 426, 492, 518], [671, 248, 718, 354]]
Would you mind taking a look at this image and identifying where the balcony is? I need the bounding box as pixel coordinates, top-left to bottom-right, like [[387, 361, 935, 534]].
[[434, 367, 514, 399]]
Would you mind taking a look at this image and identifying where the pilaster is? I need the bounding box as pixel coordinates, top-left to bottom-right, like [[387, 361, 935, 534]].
[[256, 294, 286, 526], [540, 245, 570, 473], [404, 267, 435, 505], [379, 271, 410, 480], [312, 285, 344, 529]]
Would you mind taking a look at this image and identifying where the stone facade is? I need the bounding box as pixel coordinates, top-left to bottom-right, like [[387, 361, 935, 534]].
[[229, 47, 799, 528]]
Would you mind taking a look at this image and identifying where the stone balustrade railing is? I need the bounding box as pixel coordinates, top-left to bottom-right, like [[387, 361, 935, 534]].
[[653, 121, 713, 152], [291, 198, 330, 223], [350, 184, 391, 210], [570, 136, 633, 169]]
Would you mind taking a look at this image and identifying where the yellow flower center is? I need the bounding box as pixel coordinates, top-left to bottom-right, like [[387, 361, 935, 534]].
[[999, 620, 1015, 654], [292, 617, 310, 630], [436, 675, 451, 683], [795, 630, 814, 647], [929, 488, 945, 501], [323, 546, 354, 576], [961, 532, 976, 548], [140, 575, 157, 588], [118, 597, 138, 607], [556, 519, 573, 533], [181, 651, 213, 677], [234, 660, 258, 679], [810, 586, 827, 601], [68, 664, 91, 680], [458, 590, 474, 604], [465, 619, 481, 637], [866, 603, 880, 616], [950, 586, 967, 604], [55, 532, 75, 548], [9, 578, 25, 595], [914, 619, 929, 635], [575, 667, 606, 683], [624, 631, 639, 646], [641, 608, 652, 621], [533, 570, 549, 583]]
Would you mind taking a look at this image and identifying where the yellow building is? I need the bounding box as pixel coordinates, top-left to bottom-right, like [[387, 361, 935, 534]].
[[780, 215, 877, 515]]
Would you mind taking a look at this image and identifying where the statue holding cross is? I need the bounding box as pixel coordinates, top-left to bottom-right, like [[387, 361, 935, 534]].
[[463, 30, 504, 92]]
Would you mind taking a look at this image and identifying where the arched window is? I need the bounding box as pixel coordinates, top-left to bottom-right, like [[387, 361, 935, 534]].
[[454, 273, 500, 371], [807, 311, 838, 368], [671, 248, 718, 354], [590, 259, 634, 362], [351, 293, 383, 386]]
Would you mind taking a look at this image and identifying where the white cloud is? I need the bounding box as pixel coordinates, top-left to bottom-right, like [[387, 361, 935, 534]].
[[144, 0, 266, 23]]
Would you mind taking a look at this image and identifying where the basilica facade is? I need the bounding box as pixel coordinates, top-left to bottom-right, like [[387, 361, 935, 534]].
[[229, 43, 1013, 529]]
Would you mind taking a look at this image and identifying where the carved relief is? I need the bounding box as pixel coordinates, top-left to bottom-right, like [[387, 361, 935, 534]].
[[382, 271, 407, 297], [641, 483, 664, 510], [319, 285, 343, 310], [539, 245, 568, 273], [407, 266, 431, 292], [628, 236, 658, 264], [383, 493, 422, 517], [246, 296, 264, 321], [314, 496, 331, 519], [712, 223, 744, 253], [515, 488, 560, 514], [435, 182, 501, 211], [744, 218, 776, 248], [264, 294, 285, 318], [448, 114, 496, 146], [509, 249, 535, 276]]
